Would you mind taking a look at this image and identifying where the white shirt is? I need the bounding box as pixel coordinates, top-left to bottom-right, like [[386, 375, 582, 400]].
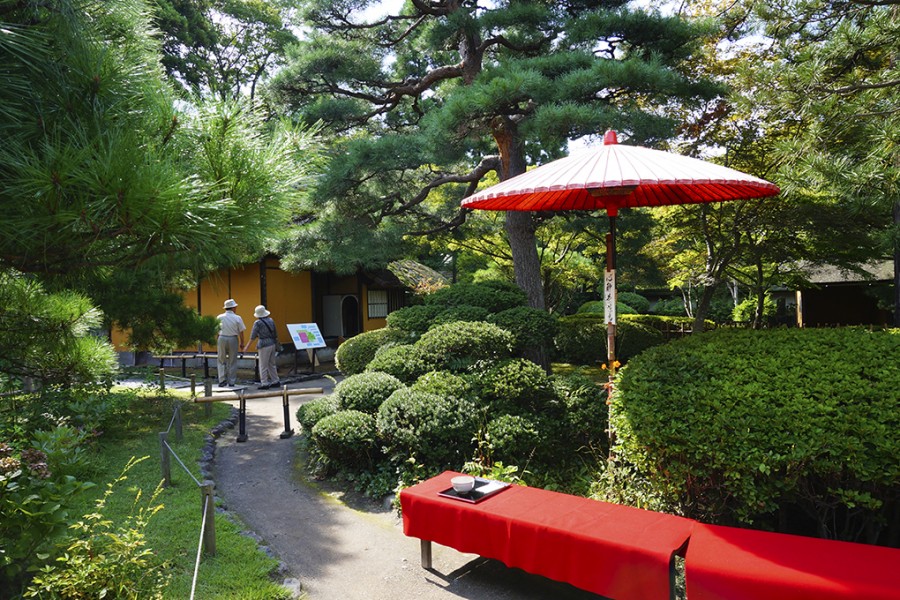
[[217, 310, 246, 337]]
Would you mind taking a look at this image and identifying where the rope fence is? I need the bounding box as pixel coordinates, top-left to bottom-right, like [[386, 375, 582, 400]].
[[155, 368, 323, 599]]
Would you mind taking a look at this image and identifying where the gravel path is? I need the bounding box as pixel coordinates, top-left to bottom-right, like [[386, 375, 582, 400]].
[[210, 376, 606, 600]]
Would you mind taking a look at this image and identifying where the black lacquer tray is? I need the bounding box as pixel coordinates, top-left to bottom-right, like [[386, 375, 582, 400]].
[[437, 477, 511, 504]]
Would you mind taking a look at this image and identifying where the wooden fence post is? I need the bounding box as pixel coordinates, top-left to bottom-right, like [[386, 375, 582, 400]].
[[201, 481, 216, 555], [159, 368, 166, 392], [159, 431, 171, 487], [204, 379, 213, 417], [190, 374, 196, 397]]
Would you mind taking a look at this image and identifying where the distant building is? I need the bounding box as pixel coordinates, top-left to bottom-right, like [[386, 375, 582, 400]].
[[789, 261, 893, 327]]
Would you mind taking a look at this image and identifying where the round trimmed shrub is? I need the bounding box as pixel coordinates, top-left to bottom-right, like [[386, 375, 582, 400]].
[[617, 292, 650, 314], [601, 327, 900, 545], [366, 344, 431, 383], [385, 305, 442, 338], [423, 280, 527, 313], [311, 410, 379, 470], [651, 297, 686, 316], [334, 371, 405, 414], [552, 373, 608, 450], [335, 328, 406, 375], [486, 414, 542, 466], [411, 371, 476, 402], [416, 321, 514, 372], [376, 388, 477, 469], [296, 395, 339, 434], [487, 306, 559, 353], [577, 300, 637, 315], [432, 305, 491, 327], [475, 358, 557, 416]]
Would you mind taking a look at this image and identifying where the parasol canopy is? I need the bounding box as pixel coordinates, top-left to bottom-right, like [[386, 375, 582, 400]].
[[461, 130, 780, 388], [462, 130, 780, 215]]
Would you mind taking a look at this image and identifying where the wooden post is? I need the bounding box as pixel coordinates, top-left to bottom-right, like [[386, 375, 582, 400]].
[[204, 379, 212, 417], [190, 374, 196, 397], [201, 481, 216, 555], [174, 402, 183, 442], [159, 432, 171, 487], [159, 368, 166, 392], [280, 386, 294, 439]]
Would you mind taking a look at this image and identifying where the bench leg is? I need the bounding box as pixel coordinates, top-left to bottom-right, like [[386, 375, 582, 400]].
[[420, 539, 432, 569]]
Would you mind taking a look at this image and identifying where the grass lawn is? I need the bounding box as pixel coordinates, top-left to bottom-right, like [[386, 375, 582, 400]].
[[64, 385, 293, 600]]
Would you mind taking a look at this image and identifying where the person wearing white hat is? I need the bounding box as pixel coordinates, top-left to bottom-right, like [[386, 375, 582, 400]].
[[216, 299, 246, 387], [244, 305, 281, 389]]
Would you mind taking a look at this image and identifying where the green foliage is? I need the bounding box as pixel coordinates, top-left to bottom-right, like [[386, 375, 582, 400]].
[[376, 388, 476, 471], [365, 345, 431, 384], [617, 292, 651, 314], [0, 442, 93, 595], [576, 300, 638, 315], [335, 328, 406, 375], [552, 373, 609, 452], [0, 272, 118, 387], [487, 306, 559, 354], [433, 305, 491, 328], [599, 328, 900, 545], [333, 372, 405, 414], [24, 458, 168, 600], [732, 295, 777, 323], [474, 359, 557, 416], [651, 297, 687, 316], [485, 414, 542, 467], [30, 426, 91, 480], [410, 371, 475, 402], [555, 314, 665, 365], [415, 321, 515, 372], [311, 410, 379, 471], [384, 305, 443, 339], [295, 395, 340, 434], [423, 281, 527, 313]]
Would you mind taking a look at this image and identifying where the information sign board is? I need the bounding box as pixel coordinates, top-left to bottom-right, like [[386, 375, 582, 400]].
[[286, 323, 327, 350]]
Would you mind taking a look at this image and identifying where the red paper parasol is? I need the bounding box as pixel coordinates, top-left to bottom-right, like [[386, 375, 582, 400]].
[[462, 131, 780, 379]]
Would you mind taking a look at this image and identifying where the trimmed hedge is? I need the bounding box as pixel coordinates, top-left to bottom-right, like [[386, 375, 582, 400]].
[[416, 321, 515, 372], [487, 306, 559, 354], [432, 305, 491, 327], [617, 292, 650, 314], [334, 371, 405, 414], [599, 327, 900, 546], [311, 410, 379, 470], [296, 395, 339, 434], [474, 358, 557, 416], [376, 388, 477, 469], [486, 414, 542, 466], [365, 344, 431, 383], [385, 304, 443, 338], [335, 328, 406, 375], [423, 280, 527, 313], [411, 371, 475, 402], [555, 314, 664, 364]]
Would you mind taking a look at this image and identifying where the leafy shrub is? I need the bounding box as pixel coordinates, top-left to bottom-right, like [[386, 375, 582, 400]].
[[651, 297, 687, 316], [335, 328, 406, 375], [555, 314, 665, 365], [311, 410, 379, 471], [423, 280, 527, 313], [30, 425, 91, 479], [487, 306, 559, 354], [732, 295, 777, 323], [599, 327, 900, 545], [376, 388, 476, 470], [617, 292, 650, 314], [334, 371, 405, 414], [432, 305, 491, 327], [474, 359, 557, 417], [24, 458, 168, 600], [0, 442, 93, 594], [576, 300, 637, 315], [366, 344, 431, 383], [411, 371, 476, 402], [416, 321, 514, 372], [552, 373, 608, 451], [385, 305, 442, 338], [485, 414, 542, 466], [296, 395, 340, 434]]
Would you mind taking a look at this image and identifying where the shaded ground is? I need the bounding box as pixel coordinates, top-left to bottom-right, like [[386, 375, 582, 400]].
[[210, 373, 607, 600]]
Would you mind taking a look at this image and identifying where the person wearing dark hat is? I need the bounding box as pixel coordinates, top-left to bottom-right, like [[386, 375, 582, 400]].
[[216, 299, 246, 387], [244, 305, 281, 389]]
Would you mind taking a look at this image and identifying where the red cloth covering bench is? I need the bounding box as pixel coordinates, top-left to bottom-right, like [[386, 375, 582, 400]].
[[400, 471, 695, 600], [685, 522, 900, 600]]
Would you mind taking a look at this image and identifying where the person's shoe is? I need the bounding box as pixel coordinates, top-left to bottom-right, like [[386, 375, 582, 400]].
[[218, 381, 227, 387]]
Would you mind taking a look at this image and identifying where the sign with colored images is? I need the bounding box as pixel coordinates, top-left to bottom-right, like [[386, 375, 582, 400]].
[[286, 323, 326, 350]]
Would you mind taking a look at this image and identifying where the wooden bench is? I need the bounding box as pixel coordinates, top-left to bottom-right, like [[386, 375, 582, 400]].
[[684, 522, 900, 600], [400, 471, 695, 600]]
